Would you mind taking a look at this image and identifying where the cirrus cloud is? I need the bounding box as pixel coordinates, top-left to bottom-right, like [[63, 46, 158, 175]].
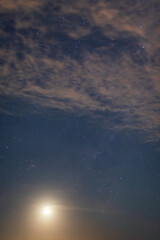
[[0, 0, 160, 140]]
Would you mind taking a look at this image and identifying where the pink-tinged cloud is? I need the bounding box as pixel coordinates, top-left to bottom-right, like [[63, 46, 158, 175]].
[[0, 0, 160, 140]]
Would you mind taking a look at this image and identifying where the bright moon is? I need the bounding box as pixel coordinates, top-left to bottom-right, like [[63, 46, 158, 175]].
[[42, 206, 52, 216]]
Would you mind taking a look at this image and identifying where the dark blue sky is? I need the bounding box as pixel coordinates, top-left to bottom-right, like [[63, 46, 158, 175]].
[[0, 0, 160, 239]]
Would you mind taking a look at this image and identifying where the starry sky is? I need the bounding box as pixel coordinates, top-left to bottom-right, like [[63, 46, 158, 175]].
[[0, 0, 160, 239]]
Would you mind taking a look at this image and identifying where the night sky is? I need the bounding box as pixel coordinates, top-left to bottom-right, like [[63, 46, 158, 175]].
[[0, 0, 160, 239]]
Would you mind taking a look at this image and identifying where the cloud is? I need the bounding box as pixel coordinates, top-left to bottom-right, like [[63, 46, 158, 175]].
[[0, 0, 160, 140], [0, 0, 43, 10]]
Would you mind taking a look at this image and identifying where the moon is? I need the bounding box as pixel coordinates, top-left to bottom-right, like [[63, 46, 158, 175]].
[[43, 206, 52, 215], [41, 206, 55, 218]]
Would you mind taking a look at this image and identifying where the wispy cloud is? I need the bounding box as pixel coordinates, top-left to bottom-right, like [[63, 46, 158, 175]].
[[0, 0, 160, 140]]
